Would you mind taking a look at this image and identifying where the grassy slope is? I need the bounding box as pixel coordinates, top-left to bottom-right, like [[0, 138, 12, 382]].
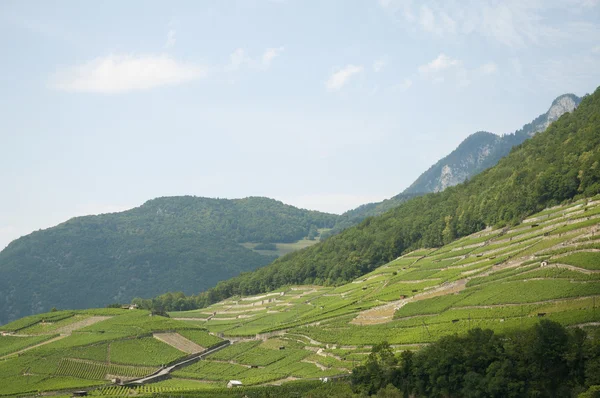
[[2, 198, 598, 396]]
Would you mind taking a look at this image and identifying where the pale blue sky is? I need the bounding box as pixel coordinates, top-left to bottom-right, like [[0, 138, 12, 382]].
[[1, 0, 600, 249]]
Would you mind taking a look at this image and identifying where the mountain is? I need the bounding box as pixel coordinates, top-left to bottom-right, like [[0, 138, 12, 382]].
[[0, 196, 337, 324], [404, 93, 582, 194], [323, 94, 581, 239], [1, 196, 599, 396], [176, 87, 599, 307]]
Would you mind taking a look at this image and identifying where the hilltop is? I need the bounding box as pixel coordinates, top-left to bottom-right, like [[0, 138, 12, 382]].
[[0, 196, 337, 324], [323, 93, 581, 238], [0, 196, 599, 396]]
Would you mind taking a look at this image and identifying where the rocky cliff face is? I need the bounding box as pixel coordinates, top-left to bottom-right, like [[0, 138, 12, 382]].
[[404, 94, 581, 194]]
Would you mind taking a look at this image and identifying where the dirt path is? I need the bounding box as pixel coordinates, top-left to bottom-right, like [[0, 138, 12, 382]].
[[153, 332, 205, 354], [54, 316, 112, 334], [351, 279, 468, 325]]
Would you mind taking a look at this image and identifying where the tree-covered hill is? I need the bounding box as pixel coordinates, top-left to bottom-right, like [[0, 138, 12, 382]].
[[0, 196, 337, 324], [189, 86, 599, 305], [322, 94, 581, 239]]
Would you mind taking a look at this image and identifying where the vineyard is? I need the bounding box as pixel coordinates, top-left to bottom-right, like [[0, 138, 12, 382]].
[[1, 198, 600, 395]]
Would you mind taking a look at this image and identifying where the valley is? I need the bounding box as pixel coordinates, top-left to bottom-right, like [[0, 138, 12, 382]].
[[1, 197, 599, 396]]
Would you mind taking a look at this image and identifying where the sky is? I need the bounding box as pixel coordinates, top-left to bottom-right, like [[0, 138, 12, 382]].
[[1, 0, 600, 249]]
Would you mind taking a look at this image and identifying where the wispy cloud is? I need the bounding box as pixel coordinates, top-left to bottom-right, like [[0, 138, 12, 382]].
[[373, 58, 387, 72], [262, 47, 285, 67], [418, 53, 460, 77], [165, 29, 176, 48], [394, 78, 413, 91], [379, 0, 600, 48], [417, 54, 496, 87], [228, 47, 285, 71], [51, 54, 207, 94], [326, 65, 364, 91]]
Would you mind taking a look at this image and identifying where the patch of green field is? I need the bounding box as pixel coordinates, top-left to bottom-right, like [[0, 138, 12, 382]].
[[0, 334, 58, 357], [555, 251, 600, 270], [178, 329, 223, 348], [459, 280, 600, 306], [110, 337, 185, 366], [0, 311, 75, 332], [242, 238, 320, 257]]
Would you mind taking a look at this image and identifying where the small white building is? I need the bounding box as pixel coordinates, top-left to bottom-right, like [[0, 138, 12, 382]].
[[227, 380, 243, 388]]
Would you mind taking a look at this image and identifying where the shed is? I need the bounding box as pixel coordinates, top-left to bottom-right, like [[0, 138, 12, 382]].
[[227, 380, 243, 388]]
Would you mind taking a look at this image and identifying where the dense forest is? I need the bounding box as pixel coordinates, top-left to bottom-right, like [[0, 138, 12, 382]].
[[351, 321, 600, 397], [0, 197, 337, 324], [141, 86, 599, 311]]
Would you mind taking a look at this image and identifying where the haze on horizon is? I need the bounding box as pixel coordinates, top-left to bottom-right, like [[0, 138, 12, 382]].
[[1, 0, 600, 249]]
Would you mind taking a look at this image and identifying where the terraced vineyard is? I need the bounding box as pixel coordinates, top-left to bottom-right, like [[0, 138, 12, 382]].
[[0, 309, 224, 395], [167, 197, 600, 378], [1, 198, 599, 396]]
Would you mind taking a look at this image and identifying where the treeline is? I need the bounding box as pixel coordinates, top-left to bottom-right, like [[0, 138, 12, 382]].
[[0, 196, 337, 324], [143, 86, 600, 311], [352, 320, 600, 397]]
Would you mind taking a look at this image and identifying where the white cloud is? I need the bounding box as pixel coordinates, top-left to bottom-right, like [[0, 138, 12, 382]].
[[262, 47, 285, 67], [593, 45, 600, 53], [165, 29, 176, 48], [51, 54, 207, 94], [418, 53, 460, 76], [373, 58, 387, 72], [325, 64, 364, 91]]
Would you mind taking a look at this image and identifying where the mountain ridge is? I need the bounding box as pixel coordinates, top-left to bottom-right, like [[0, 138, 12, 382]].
[[322, 94, 582, 239]]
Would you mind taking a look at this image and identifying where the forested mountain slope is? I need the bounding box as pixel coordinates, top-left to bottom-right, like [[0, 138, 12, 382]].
[[323, 94, 581, 238], [185, 87, 599, 306], [0, 196, 337, 324], [403, 93, 581, 194]]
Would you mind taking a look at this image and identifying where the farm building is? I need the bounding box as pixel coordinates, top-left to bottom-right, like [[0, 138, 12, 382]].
[[227, 380, 243, 388]]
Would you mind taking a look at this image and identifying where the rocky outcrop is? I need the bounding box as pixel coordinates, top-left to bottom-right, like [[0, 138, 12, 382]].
[[404, 94, 581, 195]]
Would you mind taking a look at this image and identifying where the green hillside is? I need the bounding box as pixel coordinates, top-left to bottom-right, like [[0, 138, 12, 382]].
[[1, 197, 599, 396], [0, 196, 337, 324], [183, 87, 600, 307]]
